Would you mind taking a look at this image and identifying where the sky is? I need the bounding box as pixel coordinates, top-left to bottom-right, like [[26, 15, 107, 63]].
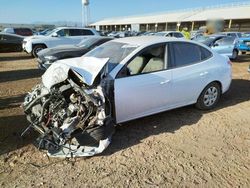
[[0, 0, 248, 24]]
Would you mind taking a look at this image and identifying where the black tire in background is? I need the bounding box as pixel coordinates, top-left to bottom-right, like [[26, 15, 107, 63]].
[[231, 49, 238, 61], [196, 82, 222, 110], [32, 44, 46, 57]]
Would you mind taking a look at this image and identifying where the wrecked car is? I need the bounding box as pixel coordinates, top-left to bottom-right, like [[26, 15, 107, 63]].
[[22, 36, 232, 157]]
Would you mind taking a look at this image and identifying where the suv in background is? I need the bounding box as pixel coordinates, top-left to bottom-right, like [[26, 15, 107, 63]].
[[22, 27, 100, 57], [3, 28, 33, 36]]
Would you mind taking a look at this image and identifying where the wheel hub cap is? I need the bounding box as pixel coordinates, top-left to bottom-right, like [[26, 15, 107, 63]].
[[203, 86, 218, 107]]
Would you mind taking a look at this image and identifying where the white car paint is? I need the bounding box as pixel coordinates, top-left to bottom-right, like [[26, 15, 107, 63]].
[[42, 56, 109, 89], [22, 27, 99, 54], [44, 36, 232, 124]]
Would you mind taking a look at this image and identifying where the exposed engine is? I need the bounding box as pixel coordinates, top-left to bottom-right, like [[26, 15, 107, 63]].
[[22, 69, 114, 157]]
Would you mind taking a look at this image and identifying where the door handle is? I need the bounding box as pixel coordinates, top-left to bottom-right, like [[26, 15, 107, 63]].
[[200, 71, 208, 76], [160, 80, 170, 85]]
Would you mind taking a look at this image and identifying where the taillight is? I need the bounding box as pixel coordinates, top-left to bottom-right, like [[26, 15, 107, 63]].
[[227, 60, 232, 66]]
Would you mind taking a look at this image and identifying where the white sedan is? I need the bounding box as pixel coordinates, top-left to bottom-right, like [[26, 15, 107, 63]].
[[23, 36, 232, 157]]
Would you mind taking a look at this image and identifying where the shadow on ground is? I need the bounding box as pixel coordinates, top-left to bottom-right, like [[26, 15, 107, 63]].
[[0, 94, 25, 110], [0, 54, 33, 61], [0, 79, 249, 156], [0, 69, 43, 83]]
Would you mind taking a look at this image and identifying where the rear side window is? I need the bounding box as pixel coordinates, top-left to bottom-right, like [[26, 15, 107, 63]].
[[172, 42, 211, 68], [69, 29, 94, 36], [200, 46, 212, 60], [69, 29, 82, 36], [82, 29, 94, 35]]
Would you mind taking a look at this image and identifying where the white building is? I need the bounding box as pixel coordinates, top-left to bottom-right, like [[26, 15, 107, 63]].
[[90, 2, 250, 32]]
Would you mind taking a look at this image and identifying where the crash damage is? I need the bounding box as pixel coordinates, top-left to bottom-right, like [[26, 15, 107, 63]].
[[22, 57, 115, 157]]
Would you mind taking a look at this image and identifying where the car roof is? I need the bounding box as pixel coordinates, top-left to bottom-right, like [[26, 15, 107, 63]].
[[56, 27, 96, 30], [0, 32, 24, 38], [112, 36, 186, 46]]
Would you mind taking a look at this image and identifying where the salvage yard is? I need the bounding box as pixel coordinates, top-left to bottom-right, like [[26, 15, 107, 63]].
[[0, 52, 250, 187]]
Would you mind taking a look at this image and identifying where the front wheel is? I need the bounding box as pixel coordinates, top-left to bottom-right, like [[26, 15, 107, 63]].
[[32, 45, 46, 57], [196, 82, 221, 110]]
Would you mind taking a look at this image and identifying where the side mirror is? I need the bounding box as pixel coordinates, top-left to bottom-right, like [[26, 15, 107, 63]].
[[51, 33, 58, 37], [213, 43, 219, 47]]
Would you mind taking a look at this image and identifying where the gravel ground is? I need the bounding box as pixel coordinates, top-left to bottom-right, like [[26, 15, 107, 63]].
[[0, 52, 249, 187]]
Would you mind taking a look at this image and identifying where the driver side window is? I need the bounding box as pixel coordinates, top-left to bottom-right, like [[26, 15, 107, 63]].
[[122, 44, 166, 77]]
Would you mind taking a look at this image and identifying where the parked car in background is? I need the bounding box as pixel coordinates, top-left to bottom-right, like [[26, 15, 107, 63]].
[[221, 32, 242, 39], [23, 36, 232, 157], [155, 31, 185, 38], [237, 32, 250, 54], [36, 29, 54, 36], [22, 27, 100, 57], [37, 36, 113, 70], [3, 27, 33, 36], [0, 33, 24, 52], [199, 35, 239, 60]]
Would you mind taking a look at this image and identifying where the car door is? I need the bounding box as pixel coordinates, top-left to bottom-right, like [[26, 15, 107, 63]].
[[211, 37, 235, 56], [114, 43, 173, 123], [170, 42, 213, 106]]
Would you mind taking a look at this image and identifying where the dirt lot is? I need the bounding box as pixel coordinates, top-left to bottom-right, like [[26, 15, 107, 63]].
[[0, 52, 249, 187]]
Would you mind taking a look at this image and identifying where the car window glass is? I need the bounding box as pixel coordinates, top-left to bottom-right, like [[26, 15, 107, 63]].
[[174, 33, 183, 38], [126, 44, 166, 76], [200, 47, 212, 60], [166, 33, 173, 37], [57, 29, 66, 37], [228, 33, 236, 37], [215, 37, 234, 46], [172, 42, 202, 67], [85, 41, 136, 73], [82, 29, 94, 35], [69, 29, 81, 36]]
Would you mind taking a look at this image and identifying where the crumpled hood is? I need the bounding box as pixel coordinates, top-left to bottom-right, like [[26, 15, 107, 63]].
[[42, 56, 109, 89]]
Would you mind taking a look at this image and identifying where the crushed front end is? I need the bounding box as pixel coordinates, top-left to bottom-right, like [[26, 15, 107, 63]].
[[22, 61, 115, 157]]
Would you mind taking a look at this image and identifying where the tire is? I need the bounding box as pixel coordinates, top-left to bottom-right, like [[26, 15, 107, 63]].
[[32, 45, 46, 57], [196, 82, 221, 110], [231, 50, 238, 60]]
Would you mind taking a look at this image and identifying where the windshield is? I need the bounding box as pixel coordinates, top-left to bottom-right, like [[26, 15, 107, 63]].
[[84, 41, 137, 72], [45, 28, 59, 36], [77, 37, 99, 48]]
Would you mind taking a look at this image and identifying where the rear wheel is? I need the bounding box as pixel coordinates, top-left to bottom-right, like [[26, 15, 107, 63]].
[[196, 82, 221, 110], [32, 45, 46, 57]]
